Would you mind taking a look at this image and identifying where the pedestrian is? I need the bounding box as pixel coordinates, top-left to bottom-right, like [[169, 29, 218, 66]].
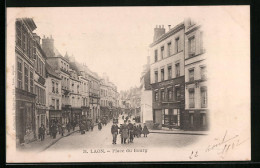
[[111, 122, 119, 144], [38, 124, 45, 141], [139, 124, 143, 137], [98, 121, 102, 131], [61, 123, 65, 136], [52, 123, 57, 139], [128, 120, 134, 143], [142, 123, 149, 137], [119, 124, 123, 144], [58, 122, 62, 134], [133, 124, 137, 138], [49, 122, 53, 138], [90, 121, 94, 131], [67, 122, 71, 133], [80, 122, 85, 134], [72, 120, 75, 131], [121, 120, 128, 144]]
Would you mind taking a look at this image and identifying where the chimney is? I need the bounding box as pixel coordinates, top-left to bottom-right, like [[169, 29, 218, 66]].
[[168, 25, 171, 30], [153, 24, 165, 42], [42, 35, 55, 57]]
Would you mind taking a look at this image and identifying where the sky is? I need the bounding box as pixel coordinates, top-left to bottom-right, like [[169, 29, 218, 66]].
[[7, 6, 249, 92]]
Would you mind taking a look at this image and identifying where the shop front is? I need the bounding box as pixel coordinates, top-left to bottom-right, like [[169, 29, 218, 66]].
[[72, 108, 82, 124], [16, 88, 36, 144], [62, 105, 72, 124], [184, 110, 209, 131], [151, 77, 185, 130], [35, 107, 47, 139], [49, 110, 62, 124]]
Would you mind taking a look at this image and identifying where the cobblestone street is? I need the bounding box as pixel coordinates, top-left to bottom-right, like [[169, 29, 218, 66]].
[[46, 116, 201, 151]]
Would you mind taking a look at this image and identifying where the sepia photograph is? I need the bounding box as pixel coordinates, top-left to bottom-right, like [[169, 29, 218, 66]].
[[6, 6, 250, 162]]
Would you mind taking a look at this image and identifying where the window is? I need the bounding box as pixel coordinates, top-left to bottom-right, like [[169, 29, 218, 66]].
[[154, 71, 158, 83], [161, 46, 164, 59], [56, 83, 58, 93], [30, 69, 33, 93], [161, 68, 164, 81], [43, 90, 46, 104], [167, 42, 172, 57], [168, 65, 172, 79], [61, 61, 63, 69], [200, 32, 204, 54], [189, 69, 194, 82], [201, 66, 207, 80], [77, 85, 79, 93], [200, 113, 206, 126], [161, 89, 165, 101], [188, 36, 195, 57], [167, 88, 173, 100], [35, 86, 38, 103], [16, 21, 22, 47], [67, 65, 68, 71], [189, 89, 195, 108], [175, 63, 180, 77], [42, 63, 45, 77], [71, 82, 74, 92], [154, 91, 159, 101], [154, 50, 158, 62], [39, 60, 42, 76], [190, 114, 194, 126], [201, 87, 207, 108], [17, 58, 23, 89], [51, 98, 55, 107], [52, 81, 55, 93], [24, 63, 29, 91], [175, 87, 181, 101], [22, 27, 26, 51], [175, 37, 180, 53], [56, 99, 59, 110]]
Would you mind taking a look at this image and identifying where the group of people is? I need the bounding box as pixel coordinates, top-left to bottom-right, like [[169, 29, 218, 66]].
[[79, 120, 95, 134], [111, 119, 149, 145], [49, 120, 77, 139]]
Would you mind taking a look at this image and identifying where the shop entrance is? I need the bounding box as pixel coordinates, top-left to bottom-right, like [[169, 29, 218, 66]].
[[163, 109, 180, 128]]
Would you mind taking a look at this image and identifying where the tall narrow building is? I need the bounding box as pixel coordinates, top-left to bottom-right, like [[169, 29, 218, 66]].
[[149, 23, 185, 130], [15, 18, 37, 144], [184, 19, 208, 130]]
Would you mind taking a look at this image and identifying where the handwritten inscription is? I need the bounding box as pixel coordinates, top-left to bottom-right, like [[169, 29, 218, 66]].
[[189, 130, 248, 159]]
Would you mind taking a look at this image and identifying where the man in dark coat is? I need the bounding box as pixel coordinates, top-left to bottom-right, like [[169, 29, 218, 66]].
[[119, 124, 123, 144], [52, 123, 57, 139], [142, 123, 149, 137], [121, 121, 128, 144], [39, 124, 46, 141], [98, 121, 102, 131], [111, 123, 119, 144], [128, 120, 134, 143], [67, 122, 71, 133]]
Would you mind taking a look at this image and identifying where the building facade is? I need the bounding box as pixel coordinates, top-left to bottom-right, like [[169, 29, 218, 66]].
[[88, 73, 101, 123], [100, 77, 110, 118], [184, 19, 208, 130], [45, 56, 71, 124], [33, 33, 47, 138], [15, 18, 37, 144], [69, 69, 82, 123], [45, 62, 62, 132], [150, 23, 186, 129]]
